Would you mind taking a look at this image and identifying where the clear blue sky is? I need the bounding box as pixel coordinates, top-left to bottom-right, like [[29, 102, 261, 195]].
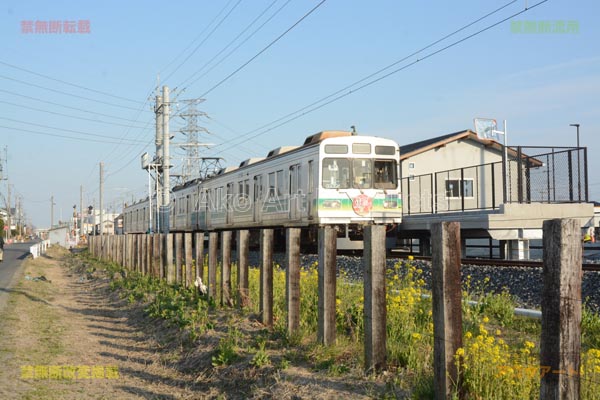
[[0, 0, 598, 228]]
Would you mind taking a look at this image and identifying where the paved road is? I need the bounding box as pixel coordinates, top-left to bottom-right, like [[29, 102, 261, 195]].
[[0, 241, 36, 313]]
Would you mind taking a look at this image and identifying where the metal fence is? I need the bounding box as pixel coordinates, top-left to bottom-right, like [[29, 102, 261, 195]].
[[402, 146, 587, 215]]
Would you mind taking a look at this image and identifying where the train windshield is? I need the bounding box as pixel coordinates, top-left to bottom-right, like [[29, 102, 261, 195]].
[[322, 158, 351, 189], [374, 159, 397, 189], [322, 158, 397, 190], [352, 159, 372, 188]]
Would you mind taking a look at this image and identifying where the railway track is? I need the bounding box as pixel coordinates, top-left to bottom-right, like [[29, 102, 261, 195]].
[[390, 254, 600, 272]]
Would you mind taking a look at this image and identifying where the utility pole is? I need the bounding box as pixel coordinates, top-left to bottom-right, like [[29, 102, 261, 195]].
[[7, 182, 11, 242], [99, 162, 104, 235], [80, 185, 84, 239], [50, 194, 54, 229], [161, 85, 171, 234], [155, 91, 163, 233]]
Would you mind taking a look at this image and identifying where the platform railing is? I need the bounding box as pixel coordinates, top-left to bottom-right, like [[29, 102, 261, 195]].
[[402, 146, 587, 215]]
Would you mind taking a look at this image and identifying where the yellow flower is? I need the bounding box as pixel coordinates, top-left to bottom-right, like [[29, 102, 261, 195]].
[[524, 341, 535, 349], [495, 329, 502, 336], [482, 316, 490, 323], [411, 332, 422, 341], [408, 255, 414, 260], [456, 347, 465, 357], [465, 331, 473, 339]]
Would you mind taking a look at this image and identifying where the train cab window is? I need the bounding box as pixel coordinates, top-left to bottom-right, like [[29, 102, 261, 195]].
[[374, 159, 397, 189], [352, 143, 371, 154], [352, 159, 373, 189], [324, 144, 348, 154], [322, 158, 350, 189], [375, 145, 396, 155]]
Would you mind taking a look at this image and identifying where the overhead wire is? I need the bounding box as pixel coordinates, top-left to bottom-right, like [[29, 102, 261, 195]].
[[210, 0, 542, 156], [176, 0, 289, 89], [198, 0, 327, 99], [0, 60, 145, 104], [0, 124, 146, 145], [160, 0, 244, 85], [0, 88, 153, 127], [0, 74, 153, 112]]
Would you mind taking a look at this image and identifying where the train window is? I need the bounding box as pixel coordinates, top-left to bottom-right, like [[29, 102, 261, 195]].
[[322, 158, 350, 189], [308, 160, 314, 194], [268, 172, 276, 197], [276, 170, 285, 196], [374, 159, 397, 189], [352, 159, 373, 189], [352, 143, 371, 154], [375, 145, 396, 155], [254, 175, 263, 201], [324, 144, 348, 154]]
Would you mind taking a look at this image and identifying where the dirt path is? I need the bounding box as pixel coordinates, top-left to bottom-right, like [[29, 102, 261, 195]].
[[0, 247, 202, 399], [0, 247, 401, 399]]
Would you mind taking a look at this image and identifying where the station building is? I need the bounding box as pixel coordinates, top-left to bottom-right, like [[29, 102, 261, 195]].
[[397, 129, 593, 259]]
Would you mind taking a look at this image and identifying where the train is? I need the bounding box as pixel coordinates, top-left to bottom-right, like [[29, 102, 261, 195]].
[[123, 130, 402, 250]]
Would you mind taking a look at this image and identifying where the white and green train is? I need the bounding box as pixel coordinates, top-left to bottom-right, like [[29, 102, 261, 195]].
[[123, 130, 402, 250]]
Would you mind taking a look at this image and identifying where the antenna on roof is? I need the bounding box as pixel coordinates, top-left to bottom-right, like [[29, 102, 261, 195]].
[[350, 125, 357, 135], [474, 117, 508, 203]]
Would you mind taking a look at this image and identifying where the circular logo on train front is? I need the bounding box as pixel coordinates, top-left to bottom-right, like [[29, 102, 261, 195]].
[[352, 194, 373, 216]]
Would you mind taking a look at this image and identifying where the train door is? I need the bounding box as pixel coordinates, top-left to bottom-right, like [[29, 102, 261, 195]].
[[226, 183, 234, 225], [289, 164, 301, 221], [253, 175, 263, 223]]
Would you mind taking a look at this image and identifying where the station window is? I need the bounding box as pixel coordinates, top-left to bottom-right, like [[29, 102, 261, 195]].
[[373, 159, 397, 189], [352, 159, 373, 189], [324, 144, 348, 154], [352, 143, 371, 154], [375, 145, 396, 155], [322, 158, 350, 189], [445, 179, 474, 199]]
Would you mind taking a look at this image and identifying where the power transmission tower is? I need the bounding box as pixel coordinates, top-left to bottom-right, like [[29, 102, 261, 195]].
[[178, 98, 213, 182]]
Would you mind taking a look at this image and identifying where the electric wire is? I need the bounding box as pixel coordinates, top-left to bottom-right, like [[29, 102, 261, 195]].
[[161, 0, 244, 85], [0, 124, 146, 145], [211, 0, 545, 155], [176, 0, 289, 89], [0, 59, 145, 104]]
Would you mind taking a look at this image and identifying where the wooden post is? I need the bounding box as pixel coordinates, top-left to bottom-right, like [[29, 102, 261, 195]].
[[318, 226, 337, 345], [364, 225, 387, 372], [119, 235, 125, 267], [146, 234, 152, 275], [152, 234, 161, 278], [194, 232, 204, 281], [164, 234, 174, 283], [432, 222, 463, 400], [184, 233, 193, 287], [260, 229, 274, 327], [221, 231, 232, 307], [175, 233, 183, 284], [540, 218, 582, 399], [133, 235, 139, 272], [237, 230, 250, 308], [208, 232, 218, 300], [286, 228, 301, 335]]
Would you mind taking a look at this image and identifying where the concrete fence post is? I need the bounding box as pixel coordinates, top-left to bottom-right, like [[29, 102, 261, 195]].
[[364, 224, 387, 372], [540, 218, 582, 399], [237, 230, 250, 308], [260, 229, 274, 327], [432, 221, 463, 400], [318, 225, 337, 346], [175, 233, 183, 284], [194, 232, 204, 281], [185, 233, 193, 287], [208, 232, 218, 300], [221, 231, 232, 307], [286, 228, 301, 335], [164, 234, 174, 283]]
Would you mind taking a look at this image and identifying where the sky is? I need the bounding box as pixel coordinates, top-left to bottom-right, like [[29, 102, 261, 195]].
[[0, 0, 598, 228]]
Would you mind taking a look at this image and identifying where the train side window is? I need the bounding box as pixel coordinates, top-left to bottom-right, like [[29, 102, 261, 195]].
[[276, 170, 285, 196], [322, 158, 350, 189], [254, 175, 263, 202], [375, 145, 396, 155], [352, 159, 373, 189], [308, 160, 313, 194], [324, 144, 348, 154], [374, 159, 397, 189], [268, 172, 276, 197]]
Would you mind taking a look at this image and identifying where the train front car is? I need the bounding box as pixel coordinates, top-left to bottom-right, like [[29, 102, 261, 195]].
[[315, 134, 402, 249]]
